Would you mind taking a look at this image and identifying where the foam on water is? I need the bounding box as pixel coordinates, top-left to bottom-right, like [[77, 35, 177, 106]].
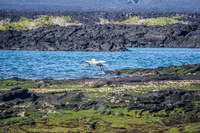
[[0, 48, 200, 80]]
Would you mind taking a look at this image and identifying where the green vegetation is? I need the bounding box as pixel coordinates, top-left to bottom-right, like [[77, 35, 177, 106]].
[[155, 64, 200, 75], [0, 15, 183, 31], [1, 77, 200, 94], [0, 77, 200, 132], [101, 19, 110, 24], [113, 16, 140, 25], [100, 16, 183, 26], [1, 70, 200, 132], [115, 64, 200, 76], [142, 17, 174, 26], [0, 78, 37, 89], [0, 15, 80, 31], [115, 68, 147, 74], [0, 108, 200, 132], [172, 16, 182, 20], [0, 117, 23, 123]]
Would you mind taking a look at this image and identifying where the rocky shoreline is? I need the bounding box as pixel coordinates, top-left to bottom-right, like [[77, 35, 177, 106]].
[[1, 23, 200, 51], [0, 11, 200, 51], [0, 76, 200, 132], [0, 64, 200, 132]]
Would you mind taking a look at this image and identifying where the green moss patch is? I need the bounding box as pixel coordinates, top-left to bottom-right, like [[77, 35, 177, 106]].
[[115, 64, 200, 76], [100, 16, 183, 26], [0, 79, 37, 89], [1, 106, 200, 132], [0, 15, 80, 31]]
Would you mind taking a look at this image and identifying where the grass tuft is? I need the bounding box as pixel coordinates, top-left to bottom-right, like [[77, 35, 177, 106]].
[[0, 15, 81, 31], [100, 16, 184, 26]]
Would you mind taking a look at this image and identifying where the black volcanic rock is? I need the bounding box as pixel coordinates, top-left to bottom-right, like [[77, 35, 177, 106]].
[[1, 11, 200, 24], [0, 23, 200, 51], [0, 87, 38, 102], [0, 88, 30, 101], [0, 11, 200, 51], [0, 25, 129, 51], [1, 10, 200, 51]]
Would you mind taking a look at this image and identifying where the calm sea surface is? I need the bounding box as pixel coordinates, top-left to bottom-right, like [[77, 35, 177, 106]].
[[1, 0, 200, 12], [0, 48, 200, 80]]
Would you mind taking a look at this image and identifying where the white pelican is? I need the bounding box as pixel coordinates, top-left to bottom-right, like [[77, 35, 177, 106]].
[[85, 59, 107, 71]]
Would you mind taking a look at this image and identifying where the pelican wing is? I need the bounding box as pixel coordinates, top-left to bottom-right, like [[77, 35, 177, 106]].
[[96, 62, 105, 66], [85, 59, 109, 66], [85, 60, 92, 66], [98, 60, 111, 65], [97, 60, 107, 63]]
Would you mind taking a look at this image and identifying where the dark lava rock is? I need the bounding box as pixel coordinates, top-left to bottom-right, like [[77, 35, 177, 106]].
[[141, 88, 200, 109], [0, 87, 38, 102], [0, 23, 200, 51], [0, 25, 128, 51], [115, 64, 200, 76], [0, 110, 14, 119], [115, 112, 124, 116], [0, 88, 30, 101], [112, 88, 200, 111], [0, 11, 200, 51], [79, 101, 98, 110], [1, 11, 200, 24], [93, 103, 107, 110]]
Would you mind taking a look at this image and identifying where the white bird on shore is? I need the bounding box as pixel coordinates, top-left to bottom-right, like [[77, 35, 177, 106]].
[[85, 59, 107, 71]]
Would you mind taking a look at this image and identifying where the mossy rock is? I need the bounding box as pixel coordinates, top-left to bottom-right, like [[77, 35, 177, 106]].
[[114, 112, 124, 116]]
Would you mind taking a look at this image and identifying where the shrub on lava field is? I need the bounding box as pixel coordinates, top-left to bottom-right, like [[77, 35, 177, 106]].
[[113, 16, 140, 25], [0, 16, 80, 31]]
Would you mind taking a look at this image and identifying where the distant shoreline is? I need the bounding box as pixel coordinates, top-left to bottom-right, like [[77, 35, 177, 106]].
[[0, 11, 200, 51], [1, 10, 200, 24]]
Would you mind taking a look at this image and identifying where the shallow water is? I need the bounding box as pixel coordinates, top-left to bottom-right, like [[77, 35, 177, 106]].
[[0, 48, 200, 80]]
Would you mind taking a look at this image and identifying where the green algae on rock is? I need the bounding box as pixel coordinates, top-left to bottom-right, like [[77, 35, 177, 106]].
[[115, 64, 200, 76], [0, 69, 200, 132]]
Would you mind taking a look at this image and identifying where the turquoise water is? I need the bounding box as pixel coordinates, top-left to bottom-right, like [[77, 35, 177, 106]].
[[0, 48, 200, 80]]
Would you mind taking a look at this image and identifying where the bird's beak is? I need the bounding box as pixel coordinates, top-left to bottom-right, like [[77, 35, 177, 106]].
[[85, 63, 88, 66]]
